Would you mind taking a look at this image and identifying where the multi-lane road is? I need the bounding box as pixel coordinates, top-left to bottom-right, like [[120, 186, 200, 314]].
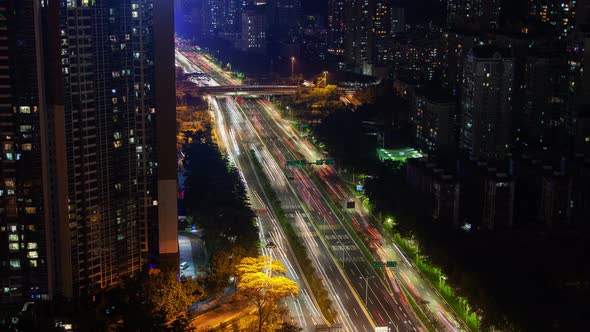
[[176, 41, 468, 332]]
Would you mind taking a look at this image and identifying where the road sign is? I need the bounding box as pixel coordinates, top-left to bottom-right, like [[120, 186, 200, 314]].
[[286, 160, 307, 167], [314, 159, 335, 166], [373, 261, 385, 268], [373, 261, 397, 268], [356, 184, 364, 191]]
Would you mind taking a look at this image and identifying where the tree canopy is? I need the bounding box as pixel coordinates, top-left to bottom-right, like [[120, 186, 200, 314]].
[[236, 256, 299, 332]]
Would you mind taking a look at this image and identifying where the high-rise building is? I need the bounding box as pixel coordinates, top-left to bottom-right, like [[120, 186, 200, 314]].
[[0, 0, 177, 303], [461, 46, 514, 160], [412, 90, 457, 153], [447, 0, 500, 31], [373, 0, 391, 66], [528, 0, 577, 39], [202, 0, 244, 39], [273, 0, 301, 39], [390, 6, 405, 34], [327, 0, 346, 55], [521, 53, 569, 150], [345, 0, 375, 74], [0, 0, 50, 303], [241, 5, 269, 53]]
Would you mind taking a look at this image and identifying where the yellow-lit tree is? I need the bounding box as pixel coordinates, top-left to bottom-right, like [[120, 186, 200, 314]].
[[236, 256, 299, 332]]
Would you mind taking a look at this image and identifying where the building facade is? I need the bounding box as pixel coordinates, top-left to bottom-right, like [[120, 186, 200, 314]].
[[241, 5, 269, 53], [461, 46, 514, 160], [0, 0, 177, 303]]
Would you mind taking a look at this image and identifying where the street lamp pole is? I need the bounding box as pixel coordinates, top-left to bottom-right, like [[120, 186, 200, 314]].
[[323, 71, 328, 87], [291, 57, 295, 78], [265, 242, 277, 277], [360, 275, 375, 306]]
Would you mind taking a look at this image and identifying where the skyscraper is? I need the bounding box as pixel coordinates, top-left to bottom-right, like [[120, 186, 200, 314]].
[[345, 0, 375, 74], [390, 5, 405, 34], [527, 0, 577, 39], [447, 0, 500, 31], [273, 0, 302, 39], [241, 5, 269, 53], [202, 0, 244, 39], [0, 0, 177, 302], [327, 0, 346, 55], [461, 46, 514, 160], [0, 0, 50, 303]]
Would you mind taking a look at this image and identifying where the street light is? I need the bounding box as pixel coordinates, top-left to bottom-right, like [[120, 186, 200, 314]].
[[438, 275, 447, 291], [360, 275, 375, 307], [266, 242, 277, 277], [290, 57, 296, 78]]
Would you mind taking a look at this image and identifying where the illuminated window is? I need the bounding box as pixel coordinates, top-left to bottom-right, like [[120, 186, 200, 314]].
[[113, 141, 123, 148], [19, 106, 31, 113], [29, 260, 38, 267], [20, 125, 32, 132], [22, 143, 32, 151], [25, 207, 37, 214], [9, 243, 19, 251], [27, 242, 37, 250], [10, 260, 20, 269], [132, 11, 138, 18], [27, 251, 38, 259], [9, 234, 18, 242]]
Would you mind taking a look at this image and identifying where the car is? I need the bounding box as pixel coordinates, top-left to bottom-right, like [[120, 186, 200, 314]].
[[180, 262, 189, 270]]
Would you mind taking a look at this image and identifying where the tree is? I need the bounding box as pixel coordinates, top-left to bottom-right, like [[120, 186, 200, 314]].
[[209, 245, 248, 293], [236, 256, 299, 332], [112, 268, 205, 330]]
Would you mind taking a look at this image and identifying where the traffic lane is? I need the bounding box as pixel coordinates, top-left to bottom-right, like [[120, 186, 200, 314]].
[[222, 100, 372, 330], [239, 100, 417, 330], [247, 100, 423, 331], [216, 104, 323, 331], [221, 101, 374, 331]]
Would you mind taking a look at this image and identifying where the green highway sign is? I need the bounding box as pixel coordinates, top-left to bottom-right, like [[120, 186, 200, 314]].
[[373, 261, 397, 268], [286, 160, 307, 167], [373, 261, 385, 268], [314, 159, 335, 166]]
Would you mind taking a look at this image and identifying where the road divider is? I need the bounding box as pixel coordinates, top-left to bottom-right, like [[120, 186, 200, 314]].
[[249, 149, 336, 324]]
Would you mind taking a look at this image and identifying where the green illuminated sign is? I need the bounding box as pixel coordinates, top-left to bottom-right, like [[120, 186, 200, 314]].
[[314, 159, 335, 166], [373, 261, 385, 268], [373, 261, 397, 268], [286, 160, 307, 167]]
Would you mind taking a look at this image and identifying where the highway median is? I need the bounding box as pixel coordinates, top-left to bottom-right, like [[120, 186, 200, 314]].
[[248, 149, 336, 324]]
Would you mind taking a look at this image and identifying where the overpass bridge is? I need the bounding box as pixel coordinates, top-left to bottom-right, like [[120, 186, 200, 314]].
[[194, 85, 298, 96]]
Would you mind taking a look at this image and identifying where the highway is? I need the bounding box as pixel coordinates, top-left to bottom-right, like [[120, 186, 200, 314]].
[[176, 41, 468, 332]]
